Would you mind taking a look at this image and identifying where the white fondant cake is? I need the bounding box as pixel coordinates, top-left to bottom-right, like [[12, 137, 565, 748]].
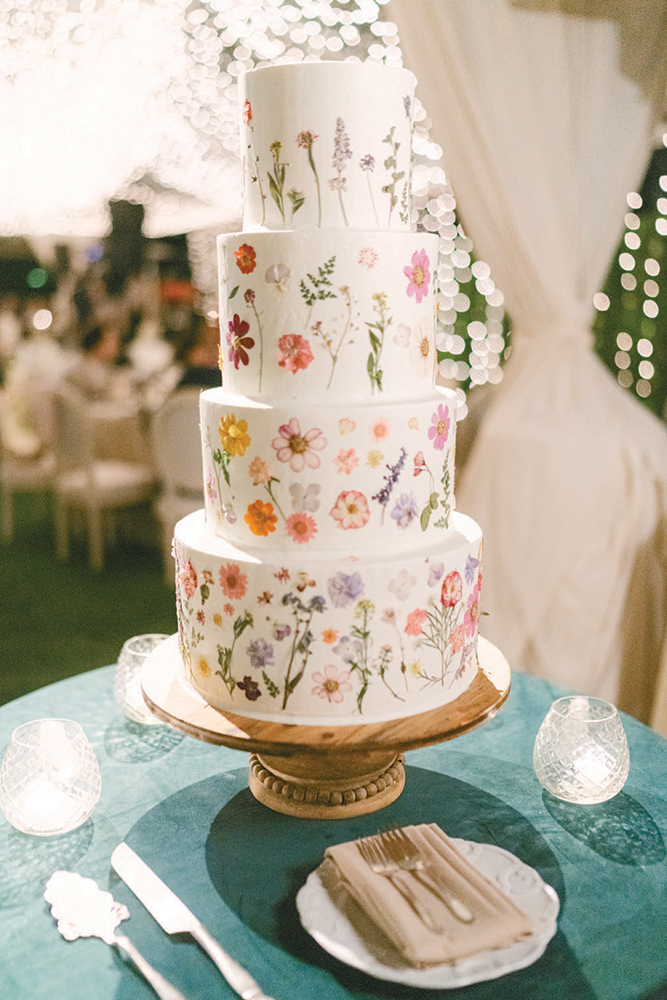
[[173, 61, 484, 725]]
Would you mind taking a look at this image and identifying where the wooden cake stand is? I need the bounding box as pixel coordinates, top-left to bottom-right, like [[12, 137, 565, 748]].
[[142, 635, 510, 820]]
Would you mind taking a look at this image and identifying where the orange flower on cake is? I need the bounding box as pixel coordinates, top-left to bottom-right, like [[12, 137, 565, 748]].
[[234, 243, 257, 274], [245, 499, 278, 536]]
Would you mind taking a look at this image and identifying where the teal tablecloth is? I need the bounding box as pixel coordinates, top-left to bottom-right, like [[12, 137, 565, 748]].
[[1, 664, 667, 1000]]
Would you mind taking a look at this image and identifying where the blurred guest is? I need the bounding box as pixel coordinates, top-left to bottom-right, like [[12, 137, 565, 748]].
[[63, 315, 125, 402], [174, 312, 221, 391]]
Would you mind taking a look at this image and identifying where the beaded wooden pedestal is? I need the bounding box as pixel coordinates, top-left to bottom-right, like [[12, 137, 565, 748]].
[[142, 634, 510, 819]]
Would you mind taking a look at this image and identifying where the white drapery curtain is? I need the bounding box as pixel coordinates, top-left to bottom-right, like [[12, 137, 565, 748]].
[[390, 0, 667, 720]]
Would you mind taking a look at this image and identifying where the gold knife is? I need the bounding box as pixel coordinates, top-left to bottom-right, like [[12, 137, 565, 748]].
[[111, 843, 276, 1000]]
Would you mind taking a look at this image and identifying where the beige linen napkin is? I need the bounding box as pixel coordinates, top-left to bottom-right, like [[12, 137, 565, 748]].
[[321, 823, 535, 967]]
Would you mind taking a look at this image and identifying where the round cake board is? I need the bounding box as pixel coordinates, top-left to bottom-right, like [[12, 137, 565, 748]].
[[142, 635, 510, 819]]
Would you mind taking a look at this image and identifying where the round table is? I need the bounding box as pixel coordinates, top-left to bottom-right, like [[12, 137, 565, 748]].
[[1, 665, 667, 1000]]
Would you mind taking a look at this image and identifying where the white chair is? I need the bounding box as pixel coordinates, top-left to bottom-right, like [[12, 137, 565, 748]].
[[52, 385, 155, 571], [150, 388, 204, 584], [0, 387, 55, 542]]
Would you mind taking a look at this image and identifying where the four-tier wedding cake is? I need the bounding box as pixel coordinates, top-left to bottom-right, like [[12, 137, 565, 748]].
[[173, 61, 483, 725]]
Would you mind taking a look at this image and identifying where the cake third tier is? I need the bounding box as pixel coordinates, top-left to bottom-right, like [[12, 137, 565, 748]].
[[201, 386, 456, 553]]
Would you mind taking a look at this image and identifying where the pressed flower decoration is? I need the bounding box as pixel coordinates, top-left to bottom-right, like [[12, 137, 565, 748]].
[[234, 243, 257, 274], [404, 249, 431, 304], [272, 418, 327, 473], [226, 314, 254, 369]]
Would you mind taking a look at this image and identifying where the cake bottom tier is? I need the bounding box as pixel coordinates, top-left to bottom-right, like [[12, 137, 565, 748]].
[[174, 509, 483, 725]]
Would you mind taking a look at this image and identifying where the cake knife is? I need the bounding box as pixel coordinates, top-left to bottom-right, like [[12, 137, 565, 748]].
[[111, 843, 276, 1000]]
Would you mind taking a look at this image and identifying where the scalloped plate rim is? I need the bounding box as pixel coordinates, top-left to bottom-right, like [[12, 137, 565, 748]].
[[295, 837, 560, 989]]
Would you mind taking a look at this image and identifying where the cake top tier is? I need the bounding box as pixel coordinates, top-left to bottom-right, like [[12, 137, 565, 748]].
[[240, 61, 415, 233]]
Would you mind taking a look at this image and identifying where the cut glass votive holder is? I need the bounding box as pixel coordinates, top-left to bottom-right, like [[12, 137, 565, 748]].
[[114, 633, 170, 725], [0, 719, 101, 836], [533, 695, 630, 804]]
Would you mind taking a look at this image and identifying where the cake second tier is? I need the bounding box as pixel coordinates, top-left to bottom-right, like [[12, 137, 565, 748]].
[[219, 230, 439, 402], [201, 386, 456, 553]]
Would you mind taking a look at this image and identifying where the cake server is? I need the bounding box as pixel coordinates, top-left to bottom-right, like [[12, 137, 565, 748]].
[[111, 843, 276, 1000], [44, 870, 188, 1000]]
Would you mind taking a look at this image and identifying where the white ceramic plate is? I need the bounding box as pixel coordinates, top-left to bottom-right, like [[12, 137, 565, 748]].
[[296, 838, 560, 989]]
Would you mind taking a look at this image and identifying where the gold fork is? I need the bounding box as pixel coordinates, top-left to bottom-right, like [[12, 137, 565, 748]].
[[356, 835, 447, 934], [379, 829, 474, 923]]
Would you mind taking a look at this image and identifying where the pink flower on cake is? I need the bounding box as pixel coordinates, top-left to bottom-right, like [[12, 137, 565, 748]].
[[330, 490, 370, 530], [285, 511, 317, 544], [369, 417, 390, 443], [413, 451, 427, 476], [178, 560, 197, 598], [204, 471, 217, 501], [339, 417, 356, 434], [234, 243, 257, 274], [277, 333, 314, 373], [333, 448, 359, 474], [428, 404, 450, 451], [450, 623, 465, 654], [358, 246, 378, 269], [223, 603, 234, 616], [248, 456, 271, 486], [403, 248, 431, 303], [242, 99, 252, 124], [405, 608, 428, 636], [441, 570, 463, 607], [311, 664, 353, 704], [219, 563, 248, 600], [226, 314, 254, 369], [245, 499, 278, 536], [272, 418, 327, 472], [296, 129, 319, 149], [464, 584, 481, 637]]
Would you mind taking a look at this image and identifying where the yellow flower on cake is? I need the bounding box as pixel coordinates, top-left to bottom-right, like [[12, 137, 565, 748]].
[[219, 415, 251, 456]]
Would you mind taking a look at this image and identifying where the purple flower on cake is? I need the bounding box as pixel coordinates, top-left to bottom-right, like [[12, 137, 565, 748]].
[[428, 404, 450, 450], [333, 448, 359, 474], [272, 418, 327, 473], [333, 635, 364, 664], [285, 511, 317, 544], [456, 639, 477, 680], [427, 561, 445, 586], [273, 623, 291, 641], [390, 493, 419, 529], [441, 571, 462, 607], [237, 676, 261, 701], [359, 154, 375, 172], [405, 608, 428, 636], [388, 568, 417, 601], [330, 490, 370, 530], [311, 664, 353, 704], [464, 555, 480, 586], [246, 638, 274, 669], [328, 571, 364, 608], [289, 482, 321, 513], [403, 249, 431, 304], [277, 333, 314, 373], [226, 314, 255, 369], [265, 262, 291, 295]]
